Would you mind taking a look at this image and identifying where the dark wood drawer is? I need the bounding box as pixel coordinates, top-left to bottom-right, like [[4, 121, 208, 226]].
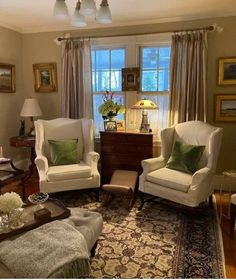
[[100, 131, 153, 184]]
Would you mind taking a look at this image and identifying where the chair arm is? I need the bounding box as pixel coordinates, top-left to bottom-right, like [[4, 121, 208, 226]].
[[191, 167, 212, 189], [84, 151, 100, 167], [34, 155, 49, 181], [141, 156, 166, 173]]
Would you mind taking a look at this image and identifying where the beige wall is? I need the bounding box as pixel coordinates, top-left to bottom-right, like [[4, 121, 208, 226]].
[[1, 16, 236, 172], [0, 26, 27, 160]]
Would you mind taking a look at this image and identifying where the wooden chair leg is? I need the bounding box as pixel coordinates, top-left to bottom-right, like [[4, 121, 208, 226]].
[[90, 241, 98, 258], [138, 192, 145, 211], [230, 203, 236, 239]]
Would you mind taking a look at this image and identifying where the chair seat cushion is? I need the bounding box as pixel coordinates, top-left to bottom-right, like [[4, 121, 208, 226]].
[[146, 167, 192, 193], [47, 161, 92, 182]]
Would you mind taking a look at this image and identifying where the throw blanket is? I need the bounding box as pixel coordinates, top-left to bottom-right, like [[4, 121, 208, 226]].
[[0, 220, 90, 278]]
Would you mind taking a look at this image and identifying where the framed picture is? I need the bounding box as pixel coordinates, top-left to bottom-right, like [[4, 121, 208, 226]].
[[33, 63, 57, 92], [215, 94, 236, 122], [104, 120, 117, 131], [218, 57, 236, 85], [0, 63, 15, 93], [122, 67, 140, 91], [116, 120, 125, 131]]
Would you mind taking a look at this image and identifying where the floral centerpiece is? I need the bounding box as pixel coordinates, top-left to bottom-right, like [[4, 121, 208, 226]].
[[0, 192, 23, 214], [98, 91, 125, 120]]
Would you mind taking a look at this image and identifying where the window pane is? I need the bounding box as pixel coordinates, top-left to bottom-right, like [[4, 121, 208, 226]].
[[111, 49, 125, 69], [111, 70, 122, 91], [91, 50, 95, 70], [95, 50, 109, 70], [142, 48, 157, 69], [96, 71, 110, 91], [157, 69, 169, 91], [142, 70, 158, 91]]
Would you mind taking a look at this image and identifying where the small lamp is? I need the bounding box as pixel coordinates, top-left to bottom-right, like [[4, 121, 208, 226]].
[[20, 98, 42, 136], [132, 99, 158, 133]]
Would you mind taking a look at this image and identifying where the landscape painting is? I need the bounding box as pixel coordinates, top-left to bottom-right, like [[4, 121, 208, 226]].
[[215, 94, 236, 122], [0, 63, 15, 93], [218, 57, 236, 85]]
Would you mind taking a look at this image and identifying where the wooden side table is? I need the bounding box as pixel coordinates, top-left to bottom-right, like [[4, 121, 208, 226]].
[[10, 136, 36, 182], [0, 158, 27, 200]]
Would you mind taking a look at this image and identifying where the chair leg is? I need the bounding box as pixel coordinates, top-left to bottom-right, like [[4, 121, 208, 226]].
[[94, 189, 99, 201], [138, 192, 145, 211], [209, 194, 213, 209], [90, 241, 98, 258], [230, 203, 236, 239]]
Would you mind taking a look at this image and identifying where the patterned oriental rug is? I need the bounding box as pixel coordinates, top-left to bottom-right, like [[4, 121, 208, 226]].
[[53, 192, 225, 279]]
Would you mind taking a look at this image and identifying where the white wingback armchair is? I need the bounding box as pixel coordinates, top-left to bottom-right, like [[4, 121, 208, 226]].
[[34, 118, 100, 195], [139, 121, 223, 209]]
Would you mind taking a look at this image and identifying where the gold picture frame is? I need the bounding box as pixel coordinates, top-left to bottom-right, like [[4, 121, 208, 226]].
[[215, 94, 236, 122], [116, 120, 125, 131], [33, 63, 57, 92], [122, 67, 140, 91], [0, 63, 15, 93], [218, 57, 236, 85]]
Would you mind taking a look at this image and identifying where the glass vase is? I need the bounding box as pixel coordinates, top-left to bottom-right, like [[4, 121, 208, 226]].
[[9, 208, 24, 230]]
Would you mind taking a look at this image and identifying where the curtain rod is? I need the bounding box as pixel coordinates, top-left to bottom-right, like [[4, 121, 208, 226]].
[[57, 24, 219, 41]]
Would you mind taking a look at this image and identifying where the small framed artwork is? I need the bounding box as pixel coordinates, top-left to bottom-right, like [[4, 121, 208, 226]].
[[0, 63, 15, 93], [104, 120, 117, 131], [122, 67, 140, 91], [33, 63, 57, 92], [218, 57, 236, 85], [215, 94, 236, 122], [116, 120, 125, 131]]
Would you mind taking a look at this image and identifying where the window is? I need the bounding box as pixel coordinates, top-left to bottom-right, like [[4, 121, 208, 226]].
[[92, 48, 126, 137], [140, 46, 171, 133]]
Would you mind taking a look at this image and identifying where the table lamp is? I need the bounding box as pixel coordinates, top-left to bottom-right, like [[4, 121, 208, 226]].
[[132, 98, 158, 133], [20, 98, 42, 136]]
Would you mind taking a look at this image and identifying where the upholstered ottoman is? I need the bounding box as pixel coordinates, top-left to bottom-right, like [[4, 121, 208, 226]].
[[0, 208, 103, 278]]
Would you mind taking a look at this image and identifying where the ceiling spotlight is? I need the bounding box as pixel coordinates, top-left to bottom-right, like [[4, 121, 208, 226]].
[[96, 0, 112, 24], [53, 0, 69, 19], [71, 1, 87, 27], [80, 0, 97, 16]]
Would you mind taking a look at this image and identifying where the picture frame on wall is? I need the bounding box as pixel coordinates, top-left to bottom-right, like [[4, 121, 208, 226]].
[[122, 67, 140, 91], [33, 63, 58, 92], [215, 94, 236, 122], [218, 57, 236, 85], [0, 63, 15, 93]]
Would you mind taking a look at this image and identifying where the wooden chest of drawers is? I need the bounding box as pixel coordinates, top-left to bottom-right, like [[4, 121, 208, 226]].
[[100, 131, 153, 184]]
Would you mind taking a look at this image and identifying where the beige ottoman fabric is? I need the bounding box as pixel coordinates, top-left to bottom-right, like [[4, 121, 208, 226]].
[[0, 208, 103, 278]]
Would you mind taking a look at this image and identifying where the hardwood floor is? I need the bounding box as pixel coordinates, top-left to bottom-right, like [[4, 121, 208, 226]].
[[2, 179, 236, 278]]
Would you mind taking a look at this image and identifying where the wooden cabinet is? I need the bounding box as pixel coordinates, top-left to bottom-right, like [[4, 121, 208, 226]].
[[100, 131, 153, 184]]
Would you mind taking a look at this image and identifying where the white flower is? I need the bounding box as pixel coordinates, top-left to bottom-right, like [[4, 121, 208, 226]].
[[0, 192, 23, 213]]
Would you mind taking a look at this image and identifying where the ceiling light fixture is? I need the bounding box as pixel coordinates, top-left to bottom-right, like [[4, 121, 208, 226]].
[[53, 0, 112, 28]]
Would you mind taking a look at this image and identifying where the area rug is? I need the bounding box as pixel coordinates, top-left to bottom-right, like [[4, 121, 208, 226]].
[[53, 192, 225, 278]]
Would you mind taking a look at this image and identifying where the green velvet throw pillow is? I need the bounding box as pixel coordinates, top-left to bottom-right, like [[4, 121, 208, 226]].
[[166, 141, 205, 174], [48, 139, 80, 166]]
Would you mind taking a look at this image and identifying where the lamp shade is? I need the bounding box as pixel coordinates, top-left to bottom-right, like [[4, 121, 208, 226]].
[[71, 1, 87, 27], [96, 0, 112, 24], [80, 0, 96, 16], [20, 98, 42, 117], [132, 99, 158, 110], [53, 0, 69, 19]]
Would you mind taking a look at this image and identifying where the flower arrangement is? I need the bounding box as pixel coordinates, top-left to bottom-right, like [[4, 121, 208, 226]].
[[98, 91, 125, 119], [0, 192, 23, 213]]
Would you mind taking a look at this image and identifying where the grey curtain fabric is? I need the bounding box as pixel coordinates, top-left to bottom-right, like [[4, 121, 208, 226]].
[[61, 40, 93, 119], [169, 31, 207, 125]]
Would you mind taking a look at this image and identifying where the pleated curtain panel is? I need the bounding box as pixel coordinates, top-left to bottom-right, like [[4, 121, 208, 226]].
[[61, 39, 93, 119], [169, 30, 208, 125]]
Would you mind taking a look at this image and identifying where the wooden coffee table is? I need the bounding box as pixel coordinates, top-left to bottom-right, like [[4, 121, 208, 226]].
[[0, 199, 70, 241]]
